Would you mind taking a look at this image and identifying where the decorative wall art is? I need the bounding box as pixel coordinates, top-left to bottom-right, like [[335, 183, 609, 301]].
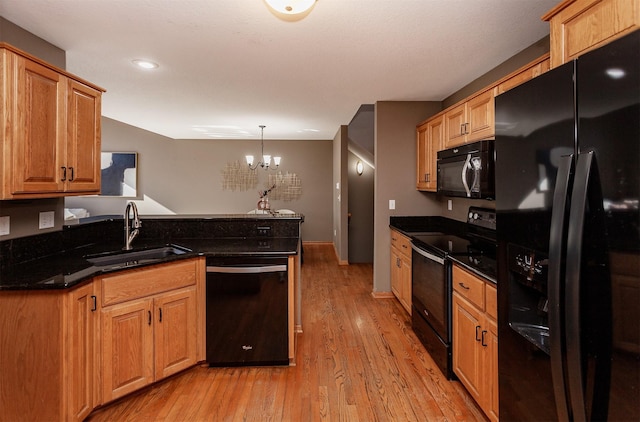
[[100, 152, 138, 197], [221, 160, 302, 201]]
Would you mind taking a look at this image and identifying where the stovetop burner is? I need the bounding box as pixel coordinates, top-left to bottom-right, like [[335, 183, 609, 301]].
[[411, 207, 497, 280]]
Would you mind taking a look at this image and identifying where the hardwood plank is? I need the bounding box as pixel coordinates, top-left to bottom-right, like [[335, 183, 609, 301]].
[[87, 244, 486, 421]]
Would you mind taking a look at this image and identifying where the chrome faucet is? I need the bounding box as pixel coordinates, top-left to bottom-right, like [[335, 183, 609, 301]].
[[124, 201, 141, 250]]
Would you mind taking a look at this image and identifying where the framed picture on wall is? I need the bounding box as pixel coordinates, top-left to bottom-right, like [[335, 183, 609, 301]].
[[99, 152, 138, 197]]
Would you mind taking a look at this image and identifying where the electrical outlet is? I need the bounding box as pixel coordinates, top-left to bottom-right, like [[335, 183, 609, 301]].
[[0, 216, 9, 236], [389, 199, 395, 210], [448, 199, 453, 211], [39, 211, 55, 229]]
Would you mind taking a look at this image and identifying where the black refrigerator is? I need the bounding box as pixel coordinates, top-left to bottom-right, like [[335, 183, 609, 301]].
[[495, 30, 639, 421]]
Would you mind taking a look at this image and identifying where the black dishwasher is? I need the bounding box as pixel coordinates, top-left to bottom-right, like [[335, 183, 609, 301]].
[[206, 255, 289, 366]]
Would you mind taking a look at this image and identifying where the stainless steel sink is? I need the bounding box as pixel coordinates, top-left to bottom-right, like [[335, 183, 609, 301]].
[[85, 244, 191, 268]]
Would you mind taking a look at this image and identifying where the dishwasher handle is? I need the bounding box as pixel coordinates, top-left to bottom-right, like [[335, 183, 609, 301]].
[[411, 244, 445, 265], [206, 264, 287, 274]]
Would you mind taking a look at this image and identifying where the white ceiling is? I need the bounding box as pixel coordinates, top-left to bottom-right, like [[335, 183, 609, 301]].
[[0, 0, 558, 141]]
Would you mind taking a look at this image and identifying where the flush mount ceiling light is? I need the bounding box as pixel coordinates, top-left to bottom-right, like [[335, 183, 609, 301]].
[[264, 0, 317, 21], [246, 125, 281, 170], [132, 59, 159, 69]]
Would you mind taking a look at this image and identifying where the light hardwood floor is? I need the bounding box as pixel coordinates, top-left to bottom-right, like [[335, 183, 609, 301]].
[[87, 243, 486, 421]]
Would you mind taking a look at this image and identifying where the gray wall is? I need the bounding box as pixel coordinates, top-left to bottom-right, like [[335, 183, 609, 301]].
[[373, 101, 443, 294], [67, 118, 334, 242], [332, 126, 349, 263], [347, 150, 374, 263]]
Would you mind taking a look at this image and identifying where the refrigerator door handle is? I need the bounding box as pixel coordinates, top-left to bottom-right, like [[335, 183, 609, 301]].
[[548, 153, 573, 422], [566, 150, 612, 422]]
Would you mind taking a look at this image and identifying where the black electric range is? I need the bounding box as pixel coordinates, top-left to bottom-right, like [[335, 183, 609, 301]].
[[410, 209, 497, 282], [409, 207, 496, 380]]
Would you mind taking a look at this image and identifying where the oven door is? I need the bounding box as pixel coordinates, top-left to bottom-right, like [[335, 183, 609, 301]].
[[411, 244, 450, 342]]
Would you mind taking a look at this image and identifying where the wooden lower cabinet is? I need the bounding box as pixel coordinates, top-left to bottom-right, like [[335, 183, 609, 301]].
[[99, 260, 200, 404], [390, 229, 412, 314], [101, 286, 197, 402], [66, 282, 100, 420], [452, 265, 498, 422], [0, 281, 98, 422]]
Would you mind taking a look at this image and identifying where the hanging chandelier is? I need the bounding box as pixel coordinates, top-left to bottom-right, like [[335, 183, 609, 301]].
[[246, 125, 281, 170]]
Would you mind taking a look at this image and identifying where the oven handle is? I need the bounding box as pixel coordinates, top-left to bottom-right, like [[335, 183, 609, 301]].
[[206, 265, 287, 274], [411, 244, 445, 265]]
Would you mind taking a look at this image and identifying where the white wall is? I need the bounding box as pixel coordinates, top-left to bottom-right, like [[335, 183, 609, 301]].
[[66, 118, 334, 241]]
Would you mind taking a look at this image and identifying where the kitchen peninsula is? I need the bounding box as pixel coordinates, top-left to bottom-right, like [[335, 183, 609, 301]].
[[0, 213, 303, 422]]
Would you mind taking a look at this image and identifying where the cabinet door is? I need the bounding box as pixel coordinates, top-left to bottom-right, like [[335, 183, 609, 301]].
[[452, 292, 482, 402], [154, 287, 197, 380], [66, 79, 101, 193], [390, 247, 403, 300], [545, 0, 640, 68], [65, 282, 98, 421], [417, 116, 443, 192], [102, 298, 154, 403], [416, 123, 429, 190], [482, 316, 499, 422], [11, 55, 65, 194], [444, 103, 467, 148], [399, 254, 412, 314], [466, 90, 494, 142], [426, 116, 444, 191]]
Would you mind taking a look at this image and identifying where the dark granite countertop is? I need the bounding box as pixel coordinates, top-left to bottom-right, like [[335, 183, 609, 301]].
[[0, 215, 303, 291], [0, 237, 300, 291]]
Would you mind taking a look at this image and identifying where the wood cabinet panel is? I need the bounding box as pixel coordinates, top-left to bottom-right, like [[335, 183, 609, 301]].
[[390, 229, 412, 314], [544, 0, 640, 68], [444, 103, 467, 148], [154, 287, 197, 380], [452, 293, 483, 401], [416, 115, 443, 191], [452, 265, 498, 422], [65, 282, 99, 420], [466, 90, 494, 142], [0, 43, 104, 199], [101, 259, 198, 306], [101, 297, 155, 402]]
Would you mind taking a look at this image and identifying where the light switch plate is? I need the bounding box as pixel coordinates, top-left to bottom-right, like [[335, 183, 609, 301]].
[[389, 199, 396, 210], [39, 211, 55, 229], [0, 216, 9, 236]]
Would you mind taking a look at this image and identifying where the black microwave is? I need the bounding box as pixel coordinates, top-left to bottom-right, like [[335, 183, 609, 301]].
[[436, 139, 495, 200]]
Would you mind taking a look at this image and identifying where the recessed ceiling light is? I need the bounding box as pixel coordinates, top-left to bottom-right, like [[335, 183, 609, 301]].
[[132, 59, 159, 69]]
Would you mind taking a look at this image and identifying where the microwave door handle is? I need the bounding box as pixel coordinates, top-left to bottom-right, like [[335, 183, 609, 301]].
[[461, 153, 472, 197]]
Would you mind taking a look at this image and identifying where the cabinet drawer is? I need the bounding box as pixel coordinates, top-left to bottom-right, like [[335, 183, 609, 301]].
[[453, 265, 485, 310], [390, 230, 412, 258], [485, 283, 497, 321], [101, 259, 198, 307]]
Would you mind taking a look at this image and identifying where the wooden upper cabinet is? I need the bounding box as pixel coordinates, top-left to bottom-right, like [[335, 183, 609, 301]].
[[496, 54, 551, 95], [466, 90, 494, 142], [444, 90, 495, 148], [0, 43, 104, 199], [416, 114, 443, 191], [66, 79, 102, 192], [543, 0, 640, 68]]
